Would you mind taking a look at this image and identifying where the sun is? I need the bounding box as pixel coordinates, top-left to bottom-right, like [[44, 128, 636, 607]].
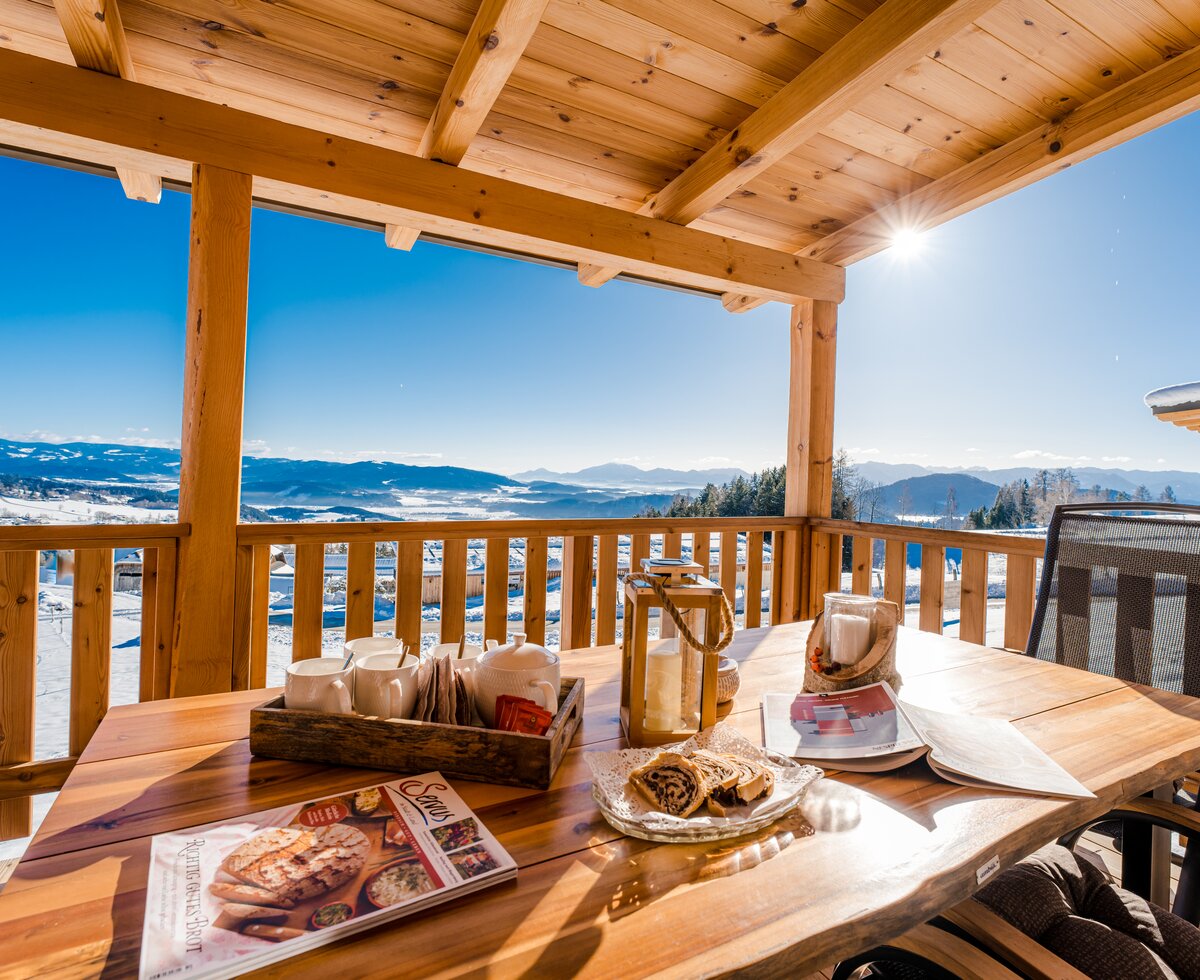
[[890, 227, 926, 258]]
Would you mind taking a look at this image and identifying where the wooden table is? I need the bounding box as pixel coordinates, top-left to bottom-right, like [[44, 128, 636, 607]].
[[6, 623, 1200, 979]]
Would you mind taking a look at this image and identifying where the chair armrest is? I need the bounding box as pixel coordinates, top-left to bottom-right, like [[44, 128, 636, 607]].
[[940, 900, 1089, 980], [888, 922, 1026, 980], [1110, 797, 1200, 838]]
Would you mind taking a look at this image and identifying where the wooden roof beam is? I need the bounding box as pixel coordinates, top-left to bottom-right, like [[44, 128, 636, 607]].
[[0, 49, 844, 304], [580, 0, 998, 295], [51, 0, 160, 203], [806, 41, 1200, 266], [388, 0, 551, 249]]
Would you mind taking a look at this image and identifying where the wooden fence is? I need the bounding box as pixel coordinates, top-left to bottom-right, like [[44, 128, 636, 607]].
[[0, 522, 188, 839]]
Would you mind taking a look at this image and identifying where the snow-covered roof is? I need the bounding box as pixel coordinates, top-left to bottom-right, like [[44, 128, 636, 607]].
[[1145, 382, 1200, 413]]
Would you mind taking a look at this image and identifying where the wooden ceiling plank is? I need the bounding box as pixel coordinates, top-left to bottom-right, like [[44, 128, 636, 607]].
[[712, 0, 872, 55], [1047, 0, 1200, 72], [647, 0, 1000, 225], [51, 0, 160, 201], [805, 39, 1200, 265], [1157, 407, 1200, 424], [0, 48, 844, 303], [975, 0, 1142, 98]]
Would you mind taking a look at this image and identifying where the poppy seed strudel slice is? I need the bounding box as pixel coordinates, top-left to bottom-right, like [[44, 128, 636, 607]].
[[629, 752, 707, 817]]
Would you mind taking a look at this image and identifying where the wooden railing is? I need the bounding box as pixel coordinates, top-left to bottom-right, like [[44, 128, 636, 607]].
[[232, 517, 803, 689], [807, 519, 1046, 650], [0, 522, 189, 839]]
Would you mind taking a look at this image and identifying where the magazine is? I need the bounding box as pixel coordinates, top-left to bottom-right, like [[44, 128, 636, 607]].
[[761, 683, 1093, 798], [139, 774, 516, 980]]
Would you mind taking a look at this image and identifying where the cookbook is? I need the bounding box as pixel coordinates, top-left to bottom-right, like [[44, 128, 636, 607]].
[[139, 774, 516, 980], [761, 683, 1093, 798]]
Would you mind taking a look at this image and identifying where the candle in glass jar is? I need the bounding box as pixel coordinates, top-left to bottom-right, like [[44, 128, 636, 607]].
[[645, 643, 683, 730], [830, 613, 871, 665]]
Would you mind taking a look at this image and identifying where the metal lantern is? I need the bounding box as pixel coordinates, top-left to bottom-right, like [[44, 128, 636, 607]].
[[620, 557, 732, 747]]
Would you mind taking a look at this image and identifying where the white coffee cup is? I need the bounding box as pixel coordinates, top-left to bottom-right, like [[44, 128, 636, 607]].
[[284, 657, 354, 714], [354, 650, 421, 720], [344, 636, 404, 662]]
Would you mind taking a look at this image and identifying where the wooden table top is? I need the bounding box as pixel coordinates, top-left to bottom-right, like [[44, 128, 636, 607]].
[[5, 623, 1200, 979]]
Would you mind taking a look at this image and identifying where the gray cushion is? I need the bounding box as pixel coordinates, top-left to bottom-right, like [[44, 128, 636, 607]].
[[974, 844, 1200, 980]]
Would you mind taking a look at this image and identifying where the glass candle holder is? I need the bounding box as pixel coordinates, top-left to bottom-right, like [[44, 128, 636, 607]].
[[823, 593, 877, 666]]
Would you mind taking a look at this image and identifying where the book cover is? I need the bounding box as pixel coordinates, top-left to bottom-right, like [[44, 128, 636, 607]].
[[762, 683, 924, 760], [139, 774, 515, 980]]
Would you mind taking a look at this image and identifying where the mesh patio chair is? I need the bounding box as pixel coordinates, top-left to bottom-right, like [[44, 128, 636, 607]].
[[1025, 502, 1200, 923], [834, 504, 1200, 977]]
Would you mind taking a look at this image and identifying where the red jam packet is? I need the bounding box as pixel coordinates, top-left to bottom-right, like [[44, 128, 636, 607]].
[[494, 695, 553, 735]]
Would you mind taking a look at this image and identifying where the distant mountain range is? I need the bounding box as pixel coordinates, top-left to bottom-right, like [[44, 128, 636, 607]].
[[853, 461, 1200, 503], [3, 439, 1198, 520], [512, 462, 750, 489]]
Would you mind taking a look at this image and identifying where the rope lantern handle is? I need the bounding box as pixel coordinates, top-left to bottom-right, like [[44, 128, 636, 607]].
[[623, 571, 736, 656]]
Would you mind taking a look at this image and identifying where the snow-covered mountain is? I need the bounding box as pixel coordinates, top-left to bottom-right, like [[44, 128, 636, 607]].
[[512, 462, 750, 488]]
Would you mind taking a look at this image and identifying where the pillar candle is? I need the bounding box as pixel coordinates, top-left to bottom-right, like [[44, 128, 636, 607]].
[[645, 644, 683, 730], [830, 612, 871, 665]]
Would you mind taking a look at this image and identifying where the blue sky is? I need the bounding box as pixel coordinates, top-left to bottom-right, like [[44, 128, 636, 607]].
[[1, 110, 1198, 476]]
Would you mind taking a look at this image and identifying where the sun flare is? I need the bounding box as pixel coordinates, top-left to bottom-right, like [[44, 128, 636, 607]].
[[890, 227, 926, 257]]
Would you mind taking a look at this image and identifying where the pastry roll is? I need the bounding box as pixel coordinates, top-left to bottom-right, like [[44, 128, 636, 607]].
[[629, 752, 707, 817]]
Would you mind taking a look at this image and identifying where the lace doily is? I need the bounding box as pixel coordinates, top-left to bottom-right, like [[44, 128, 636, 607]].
[[586, 725, 823, 837]]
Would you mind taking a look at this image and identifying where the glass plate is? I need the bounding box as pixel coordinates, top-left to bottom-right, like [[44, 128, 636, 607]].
[[587, 725, 822, 843]]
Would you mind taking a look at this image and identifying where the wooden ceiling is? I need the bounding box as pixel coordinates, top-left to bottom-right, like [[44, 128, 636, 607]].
[[1, 0, 1199, 307]]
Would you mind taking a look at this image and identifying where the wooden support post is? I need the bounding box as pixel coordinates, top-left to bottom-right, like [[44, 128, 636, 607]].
[[173, 164, 252, 697], [883, 539, 907, 613], [483, 537, 510, 645], [851, 537, 872, 595], [595, 534, 618, 646], [920, 545, 946, 634], [1005, 554, 1037, 652], [394, 540, 423, 651], [784, 299, 837, 620], [960, 549, 988, 645], [745, 531, 764, 629]]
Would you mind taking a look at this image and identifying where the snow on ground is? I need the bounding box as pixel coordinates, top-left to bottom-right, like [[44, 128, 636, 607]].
[[0, 494, 176, 524]]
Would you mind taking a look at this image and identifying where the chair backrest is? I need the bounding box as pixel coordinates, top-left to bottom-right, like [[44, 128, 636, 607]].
[[1027, 503, 1200, 695]]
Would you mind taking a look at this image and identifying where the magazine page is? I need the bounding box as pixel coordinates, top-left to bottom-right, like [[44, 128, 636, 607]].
[[139, 774, 516, 980], [901, 704, 1094, 799], [762, 683, 926, 761]]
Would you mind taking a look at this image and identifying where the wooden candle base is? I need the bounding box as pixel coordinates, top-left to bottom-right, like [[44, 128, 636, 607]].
[[803, 600, 901, 693]]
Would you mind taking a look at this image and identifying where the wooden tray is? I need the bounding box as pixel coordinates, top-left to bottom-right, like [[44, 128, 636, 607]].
[[249, 677, 584, 790]]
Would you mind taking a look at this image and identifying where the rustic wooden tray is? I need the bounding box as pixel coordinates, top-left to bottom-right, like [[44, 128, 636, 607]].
[[249, 677, 584, 790]]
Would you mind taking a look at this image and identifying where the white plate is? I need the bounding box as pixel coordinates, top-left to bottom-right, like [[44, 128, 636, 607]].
[[586, 725, 823, 843]]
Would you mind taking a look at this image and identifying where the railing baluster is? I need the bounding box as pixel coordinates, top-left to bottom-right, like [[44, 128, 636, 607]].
[[884, 539, 906, 610], [523, 536, 548, 646], [293, 543, 325, 661], [345, 541, 376, 642], [745, 530, 764, 629], [719, 530, 738, 612], [661, 532, 682, 638], [560, 535, 595, 650], [484, 537, 510, 644], [139, 547, 159, 701], [595, 534, 618, 646], [249, 544, 270, 688], [0, 550, 38, 839], [232, 544, 254, 691], [630, 533, 650, 577], [152, 538, 177, 699], [692, 530, 710, 577], [440, 538, 468, 644], [960, 549, 988, 645], [1005, 554, 1037, 652], [851, 536, 872, 595], [70, 548, 112, 756], [919, 544, 946, 634], [395, 540, 423, 652]]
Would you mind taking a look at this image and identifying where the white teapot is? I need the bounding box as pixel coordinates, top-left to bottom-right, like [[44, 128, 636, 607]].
[[473, 632, 560, 727]]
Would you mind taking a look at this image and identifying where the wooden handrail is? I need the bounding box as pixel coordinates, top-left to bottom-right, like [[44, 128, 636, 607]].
[[809, 518, 1046, 558], [236, 515, 805, 545], [0, 522, 190, 551]]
